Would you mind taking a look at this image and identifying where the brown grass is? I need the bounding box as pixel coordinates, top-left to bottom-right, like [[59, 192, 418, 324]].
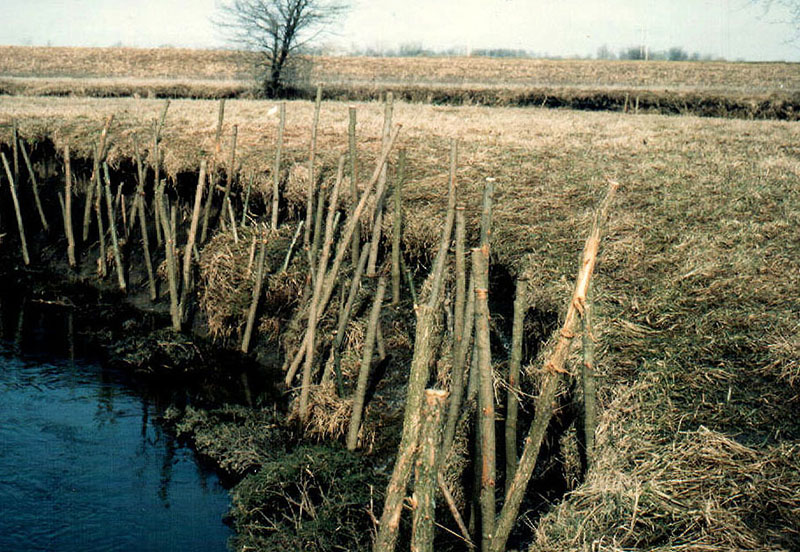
[[2, 47, 799, 119], [1, 95, 799, 549]]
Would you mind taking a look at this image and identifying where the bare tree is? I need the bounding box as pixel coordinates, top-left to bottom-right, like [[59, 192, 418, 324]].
[[215, 0, 348, 97], [752, 1, 800, 32]]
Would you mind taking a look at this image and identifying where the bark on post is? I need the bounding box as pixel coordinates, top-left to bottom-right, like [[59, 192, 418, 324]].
[[102, 163, 127, 292], [426, 139, 458, 305], [180, 160, 207, 316], [505, 277, 528, 493], [473, 246, 496, 550], [391, 149, 405, 305], [332, 246, 370, 396], [83, 114, 114, 242], [346, 275, 387, 450], [271, 102, 286, 230], [441, 278, 475, 456], [367, 92, 394, 276], [11, 120, 19, 184], [92, 145, 107, 278], [19, 140, 48, 232], [63, 145, 76, 268], [285, 126, 402, 384], [348, 105, 360, 265], [410, 389, 449, 552], [374, 139, 455, 551], [489, 181, 618, 552], [241, 172, 254, 226], [156, 181, 181, 331], [242, 230, 269, 354], [373, 303, 437, 552], [281, 219, 304, 273], [305, 84, 323, 260], [200, 99, 225, 243], [581, 281, 597, 466], [298, 158, 343, 424], [134, 137, 157, 301], [218, 125, 238, 229], [1, 153, 29, 265]]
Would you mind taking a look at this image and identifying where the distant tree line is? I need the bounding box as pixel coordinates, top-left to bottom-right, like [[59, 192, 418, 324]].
[[598, 44, 725, 62], [346, 42, 724, 62]]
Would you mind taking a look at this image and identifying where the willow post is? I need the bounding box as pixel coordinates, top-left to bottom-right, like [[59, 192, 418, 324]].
[[391, 149, 405, 305], [305, 84, 323, 264], [410, 389, 448, 552], [180, 160, 207, 315], [346, 276, 387, 450], [473, 246, 496, 549], [134, 137, 157, 300], [218, 125, 238, 229], [348, 105, 360, 265], [271, 102, 286, 230], [63, 144, 76, 268], [367, 92, 394, 276], [242, 229, 269, 353], [489, 182, 618, 552], [156, 181, 181, 331], [582, 281, 597, 465], [505, 277, 528, 494], [1, 153, 29, 265], [102, 164, 126, 292], [92, 145, 107, 278], [18, 140, 49, 232]]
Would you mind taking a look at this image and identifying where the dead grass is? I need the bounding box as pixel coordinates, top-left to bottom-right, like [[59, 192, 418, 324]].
[[1, 96, 799, 549], [3, 47, 798, 92]]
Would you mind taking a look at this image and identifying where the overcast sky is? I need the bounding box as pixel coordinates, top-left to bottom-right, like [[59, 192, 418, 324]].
[[0, 0, 798, 61]]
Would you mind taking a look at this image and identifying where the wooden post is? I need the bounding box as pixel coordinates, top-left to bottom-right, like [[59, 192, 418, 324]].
[[348, 105, 360, 265], [156, 180, 181, 331], [281, 219, 304, 273], [489, 182, 618, 552], [310, 170, 327, 275], [410, 389, 448, 552], [441, 239, 473, 456], [11, 120, 19, 184], [180, 160, 207, 315], [298, 157, 343, 424], [63, 145, 76, 268], [1, 153, 30, 265], [134, 137, 157, 301], [473, 246, 496, 550], [367, 91, 394, 276], [18, 141, 49, 232], [505, 277, 528, 493], [285, 126, 402, 383], [305, 85, 323, 261], [271, 102, 286, 230], [218, 125, 238, 229], [373, 303, 437, 552], [242, 229, 269, 353], [581, 281, 597, 466], [391, 149, 405, 305], [346, 275, 387, 450], [425, 139, 458, 307], [331, 246, 369, 396], [82, 115, 113, 242], [102, 163, 127, 292], [241, 172, 253, 226], [92, 145, 107, 278]]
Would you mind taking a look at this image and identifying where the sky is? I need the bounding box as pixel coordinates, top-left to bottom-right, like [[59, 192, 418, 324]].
[[0, 0, 798, 61]]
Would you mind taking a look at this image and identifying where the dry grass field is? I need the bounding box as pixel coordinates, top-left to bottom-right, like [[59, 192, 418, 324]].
[[1, 93, 799, 549], [2, 46, 799, 118]]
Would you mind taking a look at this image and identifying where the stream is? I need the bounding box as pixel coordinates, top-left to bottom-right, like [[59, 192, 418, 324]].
[[0, 292, 232, 552]]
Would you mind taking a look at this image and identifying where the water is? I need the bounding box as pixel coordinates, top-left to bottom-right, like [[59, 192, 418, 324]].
[[0, 300, 232, 552]]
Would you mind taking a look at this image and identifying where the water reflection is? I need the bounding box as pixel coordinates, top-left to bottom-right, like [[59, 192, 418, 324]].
[[0, 294, 231, 552]]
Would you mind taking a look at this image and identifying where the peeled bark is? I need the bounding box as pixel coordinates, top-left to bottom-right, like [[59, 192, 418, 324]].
[[410, 389, 448, 552], [489, 181, 618, 552]]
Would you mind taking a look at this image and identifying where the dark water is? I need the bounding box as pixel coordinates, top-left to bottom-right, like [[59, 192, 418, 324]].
[[0, 300, 232, 551]]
